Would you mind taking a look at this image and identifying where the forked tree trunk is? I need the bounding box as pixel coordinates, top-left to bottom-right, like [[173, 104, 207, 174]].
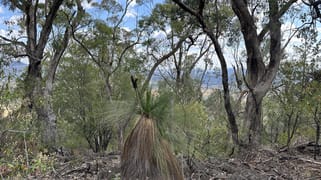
[[20, 0, 64, 151], [231, 0, 284, 149], [20, 0, 84, 150], [173, 0, 297, 151]]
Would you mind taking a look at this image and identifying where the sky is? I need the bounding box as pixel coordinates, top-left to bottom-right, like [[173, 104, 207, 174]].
[[0, 0, 164, 64], [0, 0, 320, 68], [0, 0, 164, 32]]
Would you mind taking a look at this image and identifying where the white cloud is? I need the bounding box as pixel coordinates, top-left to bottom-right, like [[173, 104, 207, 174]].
[[82, 0, 96, 10], [9, 15, 23, 23], [0, 29, 6, 36], [151, 25, 171, 38], [151, 30, 166, 39], [0, 6, 3, 14], [20, 57, 29, 64], [0, 23, 26, 40], [121, 26, 131, 32]]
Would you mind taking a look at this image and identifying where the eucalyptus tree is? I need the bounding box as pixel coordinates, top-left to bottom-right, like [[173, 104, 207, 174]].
[[73, 0, 140, 100], [271, 60, 307, 147], [172, 0, 300, 150], [71, 0, 144, 152], [305, 70, 321, 159], [54, 51, 117, 153], [138, 1, 214, 103], [0, 0, 85, 150], [137, 1, 203, 93]]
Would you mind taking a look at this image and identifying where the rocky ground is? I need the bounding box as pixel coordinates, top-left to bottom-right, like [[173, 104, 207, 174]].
[[26, 145, 321, 179]]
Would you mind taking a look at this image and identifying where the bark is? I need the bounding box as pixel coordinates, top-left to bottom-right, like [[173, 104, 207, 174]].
[[106, 78, 113, 100], [315, 123, 320, 160], [244, 93, 262, 147], [174, 47, 183, 90], [104, 74, 113, 100], [118, 126, 124, 152], [117, 113, 134, 152]]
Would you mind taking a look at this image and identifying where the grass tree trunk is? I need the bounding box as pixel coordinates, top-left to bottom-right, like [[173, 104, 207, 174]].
[[121, 115, 183, 180]]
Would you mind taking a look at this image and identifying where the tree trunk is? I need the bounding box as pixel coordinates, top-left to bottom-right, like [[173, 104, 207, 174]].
[[245, 93, 262, 147], [24, 59, 57, 150], [36, 93, 57, 150], [118, 125, 124, 152], [231, 0, 283, 149], [314, 107, 320, 160], [314, 122, 320, 160], [5, 0, 84, 151], [105, 76, 113, 100]]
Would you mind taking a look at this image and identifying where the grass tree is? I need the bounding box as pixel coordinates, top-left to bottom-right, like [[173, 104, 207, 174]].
[[121, 88, 183, 180]]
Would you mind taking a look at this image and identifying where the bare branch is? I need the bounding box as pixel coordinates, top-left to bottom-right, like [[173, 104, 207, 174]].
[[0, 35, 26, 47], [142, 35, 188, 91], [258, 0, 298, 42]]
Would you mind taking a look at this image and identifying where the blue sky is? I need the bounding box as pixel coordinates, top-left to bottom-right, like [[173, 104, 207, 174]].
[[0, 0, 319, 68], [0, 0, 164, 64], [0, 0, 164, 31]]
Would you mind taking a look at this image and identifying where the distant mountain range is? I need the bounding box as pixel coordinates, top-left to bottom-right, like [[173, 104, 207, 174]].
[[4, 61, 27, 76], [5, 61, 237, 87]]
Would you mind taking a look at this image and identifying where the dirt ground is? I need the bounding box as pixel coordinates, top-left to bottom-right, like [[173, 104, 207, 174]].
[[27, 146, 321, 180]]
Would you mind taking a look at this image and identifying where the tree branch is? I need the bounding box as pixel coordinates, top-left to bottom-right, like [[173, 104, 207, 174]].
[[142, 35, 188, 91], [0, 35, 26, 47], [258, 0, 298, 42], [36, 0, 64, 56]]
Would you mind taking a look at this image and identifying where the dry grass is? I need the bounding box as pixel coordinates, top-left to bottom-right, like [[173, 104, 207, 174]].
[[121, 115, 183, 180]]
